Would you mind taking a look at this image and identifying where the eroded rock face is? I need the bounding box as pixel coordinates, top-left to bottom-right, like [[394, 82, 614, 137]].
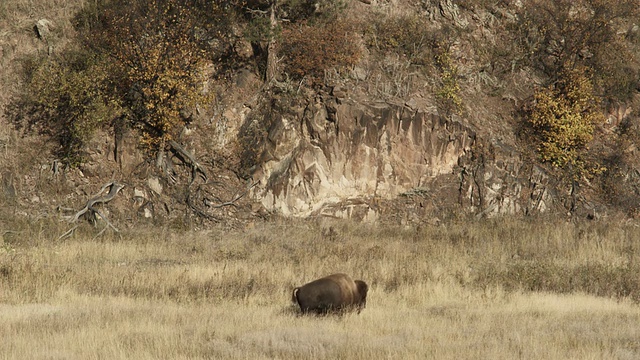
[[457, 140, 556, 217], [252, 98, 476, 218], [245, 92, 561, 221]]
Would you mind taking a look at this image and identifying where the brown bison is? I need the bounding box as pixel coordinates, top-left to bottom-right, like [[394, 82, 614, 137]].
[[292, 273, 368, 314]]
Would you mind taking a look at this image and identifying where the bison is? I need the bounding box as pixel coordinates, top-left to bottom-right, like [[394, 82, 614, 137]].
[[292, 273, 368, 315]]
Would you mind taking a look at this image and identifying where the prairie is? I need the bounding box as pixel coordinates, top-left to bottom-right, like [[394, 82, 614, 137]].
[[2, 218, 640, 359]]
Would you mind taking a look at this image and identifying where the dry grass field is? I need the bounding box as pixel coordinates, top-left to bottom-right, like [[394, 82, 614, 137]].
[[2, 218, 640, 359]]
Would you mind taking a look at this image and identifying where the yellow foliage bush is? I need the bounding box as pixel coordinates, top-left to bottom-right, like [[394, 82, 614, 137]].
[[434, 44, 462, 116], [528, 66, 604, 176]]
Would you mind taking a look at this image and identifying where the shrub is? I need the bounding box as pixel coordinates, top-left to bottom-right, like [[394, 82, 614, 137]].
[[475, 261, 640, 301], [281, 19, 360, 84], [600, 116, 640, 215], [367, 13, 432, 65], [14, 50, 116, 166], [280, 0, 347, 23], [526, 65, 604, 177], [434, 42, 462, 116]]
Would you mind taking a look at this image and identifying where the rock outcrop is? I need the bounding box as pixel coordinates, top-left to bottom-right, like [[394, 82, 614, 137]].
[[250, 94, 556, 221]]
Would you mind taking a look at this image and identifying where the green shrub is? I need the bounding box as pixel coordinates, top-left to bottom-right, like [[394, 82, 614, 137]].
[[244, 15, 281, 44], [15, 51, 116, 166], [367, 13, 432, 65]]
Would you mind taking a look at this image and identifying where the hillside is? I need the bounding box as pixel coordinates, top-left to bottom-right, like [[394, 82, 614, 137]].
[[1, 0, 640, 231]]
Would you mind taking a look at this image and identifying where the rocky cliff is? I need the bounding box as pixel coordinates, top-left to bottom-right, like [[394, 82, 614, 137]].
[[244, 89, 558, 222]]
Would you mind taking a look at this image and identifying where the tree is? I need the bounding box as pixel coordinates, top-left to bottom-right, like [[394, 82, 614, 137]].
[[515, 0, 640, 101], [95, 0, 217, 156], [13, 0, 240, 167]]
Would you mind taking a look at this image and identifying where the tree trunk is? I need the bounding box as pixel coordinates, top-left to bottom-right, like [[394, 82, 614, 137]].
[[156, 138, 166, 169], [265, 1, 279, 84]]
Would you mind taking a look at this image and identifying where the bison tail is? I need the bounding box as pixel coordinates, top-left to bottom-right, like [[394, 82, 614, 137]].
[[291, 287, 300, 304]]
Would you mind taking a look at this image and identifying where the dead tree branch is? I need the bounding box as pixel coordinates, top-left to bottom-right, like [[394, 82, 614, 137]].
[[57, 225, 78, 241], [60, 182, 125, 238], [169, 140, 208, 182], [186, 191, 220, 222], [93, 208, 120, 232], [65, 182, 125, 223], [204, 181, 259, 209]]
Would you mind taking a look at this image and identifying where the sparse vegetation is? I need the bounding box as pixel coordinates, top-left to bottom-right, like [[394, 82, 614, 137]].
[[367, 12, 432, 65], [5, 0, 638, 191], [514, 0, 640, 101]]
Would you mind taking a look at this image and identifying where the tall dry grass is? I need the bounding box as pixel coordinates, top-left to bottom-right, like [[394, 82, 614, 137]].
[[2, 217, 640, 359]]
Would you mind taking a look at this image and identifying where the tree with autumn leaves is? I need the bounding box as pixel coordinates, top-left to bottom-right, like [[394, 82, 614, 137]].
[[519, 0, 640, 179], [89, 0, 236, 155]]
